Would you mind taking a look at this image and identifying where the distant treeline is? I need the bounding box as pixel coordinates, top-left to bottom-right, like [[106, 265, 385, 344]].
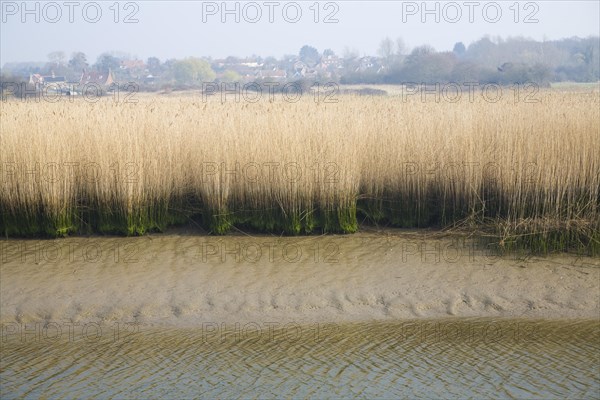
[[343, 36, 599, 85]]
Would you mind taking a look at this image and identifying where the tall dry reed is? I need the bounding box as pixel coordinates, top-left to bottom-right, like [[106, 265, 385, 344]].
[[1, 90, 598, 252]]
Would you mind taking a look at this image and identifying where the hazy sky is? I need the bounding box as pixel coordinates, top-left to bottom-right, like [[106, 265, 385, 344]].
[[1, 1, 599, 65]]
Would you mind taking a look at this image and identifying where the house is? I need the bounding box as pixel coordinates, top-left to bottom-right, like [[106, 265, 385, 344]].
[[240, 61, 263, 68], [320, 55, 342, 70], [29, 74, 43, 85], [80, 69, 114, 87], [120, 59, 145, 70], [256, 68, 287, 80], [44, 75, 66, 84], [292, 61, 308, 77], [120, 60, 146, 79], [212, 59, 228, 69], [355, 56, 375, 72], [143, 74, 157, 85], [29, 72, 67, 87]]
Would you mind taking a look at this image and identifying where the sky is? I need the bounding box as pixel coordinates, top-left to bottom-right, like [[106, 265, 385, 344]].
[[1, 0, 599, 65]]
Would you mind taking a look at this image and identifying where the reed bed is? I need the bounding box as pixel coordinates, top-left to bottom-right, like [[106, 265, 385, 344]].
[[1, 91, 598, 253]]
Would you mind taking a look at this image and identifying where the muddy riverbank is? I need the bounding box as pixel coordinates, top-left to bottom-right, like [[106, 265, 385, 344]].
[[2, 230, 598, 327]]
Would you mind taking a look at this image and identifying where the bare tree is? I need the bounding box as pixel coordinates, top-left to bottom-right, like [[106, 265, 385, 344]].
[[378, 37, 394, 64], [47, 51, 66, 66], [396, 37, 407, 56]]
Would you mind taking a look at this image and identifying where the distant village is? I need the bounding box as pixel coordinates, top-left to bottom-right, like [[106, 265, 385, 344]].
[[17, 49, 388, 95], [2, 36, 598, 97]]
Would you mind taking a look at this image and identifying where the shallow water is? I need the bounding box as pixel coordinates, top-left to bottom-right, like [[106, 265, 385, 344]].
[[1, 319, 599, 399]]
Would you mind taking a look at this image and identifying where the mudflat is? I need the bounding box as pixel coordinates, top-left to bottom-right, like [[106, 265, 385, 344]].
[[1, 230, 598, 327]]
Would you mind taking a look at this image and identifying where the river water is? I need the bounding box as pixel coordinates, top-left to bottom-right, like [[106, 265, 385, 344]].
[[1, 319, 599, 399]]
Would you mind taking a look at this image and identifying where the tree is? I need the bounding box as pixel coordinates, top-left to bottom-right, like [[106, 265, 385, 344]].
[[400, 46, 456, 83], [173, 58, 216, 85], [221, 70, 241, 83], [450, 61, 482, 82], [466, 37, 497, 67], [299, 45, 320, 66], [0, 73, 28, 99], [581, 43, 598, 80], [48, 51, 66, 65], [409, 45, 435, 58], [146, 57, 161, 75], [95, 53, 121, 72], [377, 37, 394, 64], [68, 52, 88, 71], [323, 48, 335, 57], [453, 42, 466, 57], [44, 51, 69, 76], [530, 63, 552, 85], [263, 56, 278, 67], [342, 47, 358, 60], [396, 37, 407, 56]]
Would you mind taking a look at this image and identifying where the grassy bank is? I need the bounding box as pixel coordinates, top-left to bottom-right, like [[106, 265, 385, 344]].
[[1, 92, 598, 254]]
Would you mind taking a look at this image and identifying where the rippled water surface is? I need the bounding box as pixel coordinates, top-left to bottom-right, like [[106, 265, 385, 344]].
[[1, 319, 598, 399]]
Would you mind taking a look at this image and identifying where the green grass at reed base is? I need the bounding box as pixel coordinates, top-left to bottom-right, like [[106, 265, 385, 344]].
[[1, 196, 598, 255]]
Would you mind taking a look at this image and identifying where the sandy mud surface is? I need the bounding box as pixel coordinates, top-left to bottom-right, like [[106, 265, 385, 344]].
[[1, 230, 598, 327]]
